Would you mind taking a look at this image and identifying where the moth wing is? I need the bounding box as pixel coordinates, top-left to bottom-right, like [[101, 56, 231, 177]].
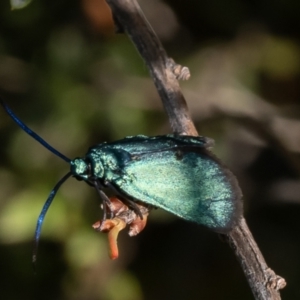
[[111, 147, 242, 232], [103, 135, 214, 155]]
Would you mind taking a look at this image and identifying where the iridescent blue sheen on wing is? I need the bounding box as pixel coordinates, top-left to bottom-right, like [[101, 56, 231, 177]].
[[82, 135, 242, 232]]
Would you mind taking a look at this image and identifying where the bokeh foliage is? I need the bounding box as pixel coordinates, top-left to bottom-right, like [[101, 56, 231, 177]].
[[0, 0, 300, 299]]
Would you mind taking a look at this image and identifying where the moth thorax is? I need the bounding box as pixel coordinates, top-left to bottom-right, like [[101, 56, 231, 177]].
[[90, 159, 105, 178]]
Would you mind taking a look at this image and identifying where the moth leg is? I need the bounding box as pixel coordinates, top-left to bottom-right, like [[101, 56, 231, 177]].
[[121, 198, 144, 220], [104, 182, 144, 220], [93, 180, 114, 221]]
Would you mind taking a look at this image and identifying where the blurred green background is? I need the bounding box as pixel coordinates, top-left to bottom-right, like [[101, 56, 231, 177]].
[[0, 0, 300, 299]]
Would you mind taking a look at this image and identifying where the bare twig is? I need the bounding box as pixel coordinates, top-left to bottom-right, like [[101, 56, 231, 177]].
[[105, 0, 286, 299], [226, 218, 286, 300], [107, 0, 196, 135]]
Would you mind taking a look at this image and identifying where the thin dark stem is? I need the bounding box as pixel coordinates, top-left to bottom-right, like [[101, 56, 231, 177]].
[[105, 0, 286, 299], [225, 218, 286, 300]]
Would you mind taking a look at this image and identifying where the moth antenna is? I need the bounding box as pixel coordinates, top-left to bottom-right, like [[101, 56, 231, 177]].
[[32, 172, 72, 270], [0, 98, 71, 163]]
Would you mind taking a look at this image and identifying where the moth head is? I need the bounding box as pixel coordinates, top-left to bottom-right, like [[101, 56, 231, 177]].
[[70, 157, 91, 180]]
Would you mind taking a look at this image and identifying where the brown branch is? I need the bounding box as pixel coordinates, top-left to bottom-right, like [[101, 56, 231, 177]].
[[107, 0, 196, 136], [105, 0, 286, 299], [226, 218, 286, 299]]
